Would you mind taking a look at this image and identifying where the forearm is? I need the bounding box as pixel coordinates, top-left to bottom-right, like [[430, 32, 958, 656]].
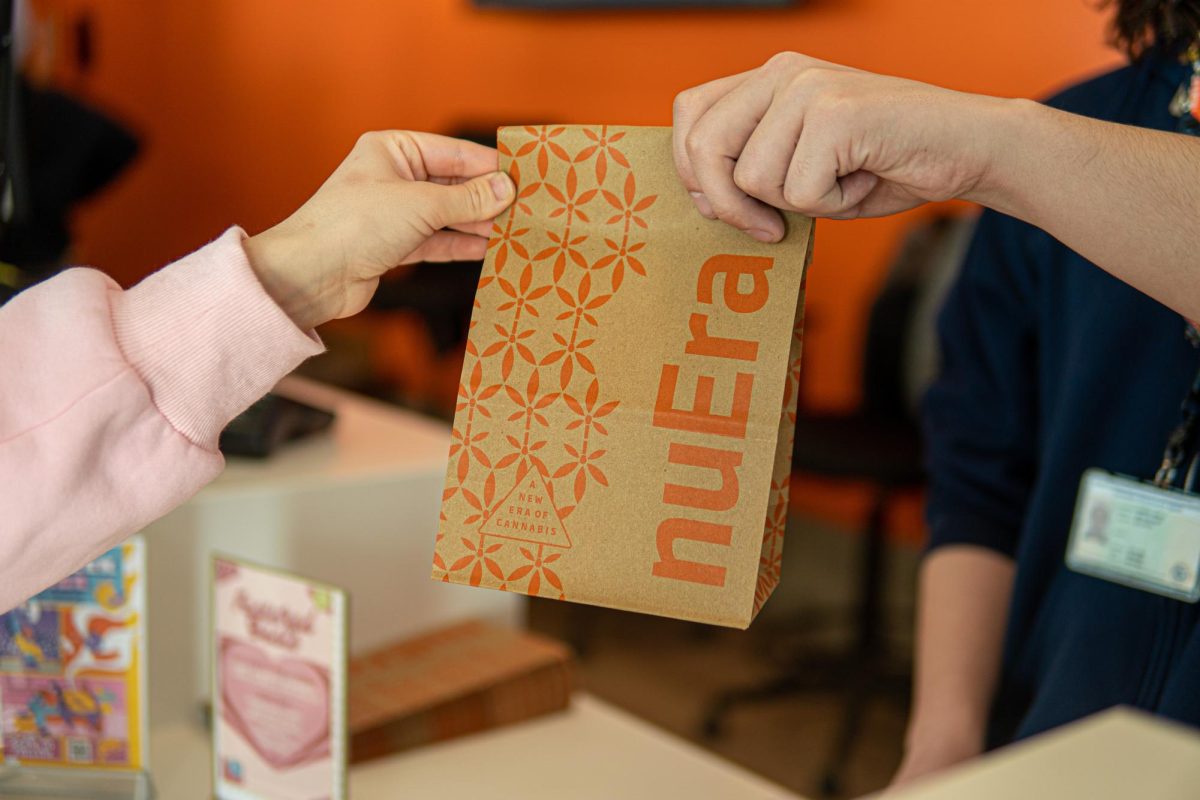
[[674, 50, 1200, 293], [0, 231, 321, 611], [0, 370, 225, 613], [0, 129, 508, 610], [970, 99, 1200, 320], [905, 545, 1015, 759]]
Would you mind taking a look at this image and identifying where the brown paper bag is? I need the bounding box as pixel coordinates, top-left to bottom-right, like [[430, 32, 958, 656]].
[[432, 125, 812, 628]]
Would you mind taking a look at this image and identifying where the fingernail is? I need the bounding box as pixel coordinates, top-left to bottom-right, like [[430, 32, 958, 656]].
[[689, 191, 715, 219], [490, 173, 514, 202], [745, 228, 779, 243]]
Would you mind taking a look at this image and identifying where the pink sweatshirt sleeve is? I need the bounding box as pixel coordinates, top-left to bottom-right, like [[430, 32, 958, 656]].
[[0, 227, 323, 612]]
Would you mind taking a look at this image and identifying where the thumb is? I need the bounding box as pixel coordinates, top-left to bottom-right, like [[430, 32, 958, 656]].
[[422, 171, 515, 229]]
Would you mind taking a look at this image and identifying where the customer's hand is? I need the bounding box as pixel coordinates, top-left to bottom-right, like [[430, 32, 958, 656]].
[[244, 131, 515, 330], [672, 52, 1005, 239]]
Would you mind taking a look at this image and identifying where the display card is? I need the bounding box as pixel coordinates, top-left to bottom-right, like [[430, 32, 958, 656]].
[[212, 556, 347, 800], [0, 537, 147, 771]]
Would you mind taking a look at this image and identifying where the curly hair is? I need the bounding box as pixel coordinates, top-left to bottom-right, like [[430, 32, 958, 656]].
[[1108, 0, 1200, 59]]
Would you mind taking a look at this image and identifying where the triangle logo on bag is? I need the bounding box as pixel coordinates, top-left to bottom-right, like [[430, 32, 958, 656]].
[[480, 471, 572, 549]]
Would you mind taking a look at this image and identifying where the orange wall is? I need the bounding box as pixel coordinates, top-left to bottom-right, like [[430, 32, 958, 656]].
[[33, 0, 1120, 410]]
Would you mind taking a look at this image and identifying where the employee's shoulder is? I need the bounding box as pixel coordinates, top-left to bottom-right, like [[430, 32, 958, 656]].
[[1040, 63, 1138, 116]]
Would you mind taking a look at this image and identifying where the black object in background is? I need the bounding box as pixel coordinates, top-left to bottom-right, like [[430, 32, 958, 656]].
[[219, 393, 336, 459], [0, 78, 139, 272], [369, 259, 482, 354], [1, 0, 26, 240]]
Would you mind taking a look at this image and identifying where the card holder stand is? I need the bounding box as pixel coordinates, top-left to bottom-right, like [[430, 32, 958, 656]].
[[0, 765, 154, 799]]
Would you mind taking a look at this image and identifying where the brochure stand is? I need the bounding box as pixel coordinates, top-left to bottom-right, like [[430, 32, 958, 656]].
[[0, 765, 154, 799], [0, 539, 151, 796]]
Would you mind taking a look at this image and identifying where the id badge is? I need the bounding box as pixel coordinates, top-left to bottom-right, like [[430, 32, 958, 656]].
[[1066, 468, 1200, 602]]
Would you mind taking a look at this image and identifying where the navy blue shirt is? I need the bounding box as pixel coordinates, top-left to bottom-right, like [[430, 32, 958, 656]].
[[923, 54, 1200, 746]]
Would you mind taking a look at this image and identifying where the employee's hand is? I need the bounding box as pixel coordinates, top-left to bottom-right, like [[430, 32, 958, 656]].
[[889, 723, 985, 790], [672, 52, 1004, 239], [244, 131, 515, 330]]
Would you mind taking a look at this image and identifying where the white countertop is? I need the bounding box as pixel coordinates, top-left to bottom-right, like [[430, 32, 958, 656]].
[[151, 694, 804, 800], [887, 706, 1200, 800]]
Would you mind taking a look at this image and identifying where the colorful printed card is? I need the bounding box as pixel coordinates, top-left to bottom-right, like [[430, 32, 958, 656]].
[[212, 557, 347, 800], [0, 537, 147, 771]]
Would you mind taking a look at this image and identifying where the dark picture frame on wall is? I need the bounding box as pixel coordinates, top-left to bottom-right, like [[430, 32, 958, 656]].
[[475, 0, 796, 8]]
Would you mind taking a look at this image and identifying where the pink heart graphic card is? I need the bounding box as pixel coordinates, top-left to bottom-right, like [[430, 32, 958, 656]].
[[212, 556, 347, 800]]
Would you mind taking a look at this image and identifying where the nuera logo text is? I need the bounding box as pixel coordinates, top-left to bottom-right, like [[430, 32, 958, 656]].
[[651, 254, 773, 588]]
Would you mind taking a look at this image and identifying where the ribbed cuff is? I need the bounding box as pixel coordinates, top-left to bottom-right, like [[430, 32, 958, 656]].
[[111, 227, 324, 449]]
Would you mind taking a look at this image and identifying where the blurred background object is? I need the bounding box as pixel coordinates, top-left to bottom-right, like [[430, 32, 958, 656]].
[[0, 76, 138, 275], [348, 619, 573, 764], [17, 0, 1123, 796], [1, 0, 138, 301], [700, 213, 975, 797]]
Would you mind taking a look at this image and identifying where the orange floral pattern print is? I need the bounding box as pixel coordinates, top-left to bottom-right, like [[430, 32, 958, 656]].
[[753, 298, 806, 615], [574, 125, 629, 185], [435, 126, 657, 601]]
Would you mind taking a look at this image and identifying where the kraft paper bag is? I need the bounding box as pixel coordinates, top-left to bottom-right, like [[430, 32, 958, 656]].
[[432, 125, 812, 628]]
